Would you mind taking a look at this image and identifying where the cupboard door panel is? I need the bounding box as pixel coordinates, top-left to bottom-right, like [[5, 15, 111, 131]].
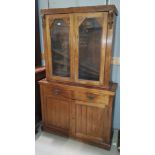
[[75, 102, 105, 142], [51, 19, 70, 77], [45, 96, 70, 130], [78, 18, 102, 81], [46, 14, 73, 81], [74, 13, 108, 85]]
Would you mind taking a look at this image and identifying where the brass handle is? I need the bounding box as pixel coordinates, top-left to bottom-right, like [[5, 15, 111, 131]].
[[87, 94, 95, 100], [53, 89, 60, 95]]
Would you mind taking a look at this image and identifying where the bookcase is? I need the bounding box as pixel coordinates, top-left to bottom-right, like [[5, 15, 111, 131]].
[[39, 5, 117, 150]]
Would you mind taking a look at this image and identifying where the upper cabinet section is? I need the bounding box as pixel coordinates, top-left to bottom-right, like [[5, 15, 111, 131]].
[[42, 5, 117, 88]]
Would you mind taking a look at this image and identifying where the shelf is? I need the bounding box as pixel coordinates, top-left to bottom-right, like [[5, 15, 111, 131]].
[[53, 49, 69, 59], [80, 63, 99, 74], [53, 60, 70, 67], [80, 68, 98, 76]]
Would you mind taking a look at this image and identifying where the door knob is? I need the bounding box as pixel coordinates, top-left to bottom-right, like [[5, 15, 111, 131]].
[[53, 89, 60, 95], [87, 93, 95, 100]]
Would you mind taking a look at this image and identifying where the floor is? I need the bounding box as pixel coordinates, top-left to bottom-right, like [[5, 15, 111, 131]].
[[35, 129, 120, 155]]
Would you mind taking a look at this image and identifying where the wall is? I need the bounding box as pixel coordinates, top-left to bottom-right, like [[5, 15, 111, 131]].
[[110, 0, 120, 129], [38, 0, 120, 129]]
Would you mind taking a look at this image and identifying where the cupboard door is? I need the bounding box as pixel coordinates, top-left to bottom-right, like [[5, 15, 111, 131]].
[[73, 101, 106, 143], [46, 14, 73, 81], [44, 96, 70, 133], [74, 13, 108, 85]]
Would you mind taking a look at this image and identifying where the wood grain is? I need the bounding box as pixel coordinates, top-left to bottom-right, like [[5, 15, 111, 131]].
[[44, 96, 70, 130], [73, 90, 109, 105], [104, 11, 116, 87], [39, 79, 116, 96], [74, 103, 106, 143], [41, 5, 118, 15]]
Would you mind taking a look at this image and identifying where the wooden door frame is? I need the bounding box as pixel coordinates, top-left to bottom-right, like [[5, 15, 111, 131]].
[[44, 14, 74, 82], [74, 12, 108, 86]]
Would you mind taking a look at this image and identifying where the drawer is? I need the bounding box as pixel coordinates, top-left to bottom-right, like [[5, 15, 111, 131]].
[[44, 85, 72, 99], [73, 90, 109, 104]]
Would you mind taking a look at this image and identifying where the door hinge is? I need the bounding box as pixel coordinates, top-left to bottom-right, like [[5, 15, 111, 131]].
[[42, 14, 46, 28], [108, 10, 114, 29]]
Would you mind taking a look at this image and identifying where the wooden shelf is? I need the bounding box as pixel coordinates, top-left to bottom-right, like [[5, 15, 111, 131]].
[[53, 60, 70, 67], [53, 49, 69, 59], [80, 63, 99, 74]]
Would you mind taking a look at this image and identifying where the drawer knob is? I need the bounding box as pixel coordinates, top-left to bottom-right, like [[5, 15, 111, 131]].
[[87, 94, 95, 100], [53, 89, 60, 95]]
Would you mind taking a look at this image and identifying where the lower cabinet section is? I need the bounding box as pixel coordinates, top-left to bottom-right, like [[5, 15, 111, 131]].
[[39, 80, 116, 150]]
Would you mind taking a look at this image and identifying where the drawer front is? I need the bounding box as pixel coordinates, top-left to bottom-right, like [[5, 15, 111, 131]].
[[73, 90, 109, 104], [44, 85, 72, 99]]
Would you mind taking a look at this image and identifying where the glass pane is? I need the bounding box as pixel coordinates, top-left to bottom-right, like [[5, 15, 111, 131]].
[[78, 18, 102, 81], [50, 19, 70, 77]]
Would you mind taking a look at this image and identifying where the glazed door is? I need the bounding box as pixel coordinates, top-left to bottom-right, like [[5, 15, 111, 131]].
[[74, 13, 108, 85], [45, 14, 74, 81]]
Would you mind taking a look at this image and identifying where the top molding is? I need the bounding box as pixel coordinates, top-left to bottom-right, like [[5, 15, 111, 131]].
[[41, 5, 118, 16]]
